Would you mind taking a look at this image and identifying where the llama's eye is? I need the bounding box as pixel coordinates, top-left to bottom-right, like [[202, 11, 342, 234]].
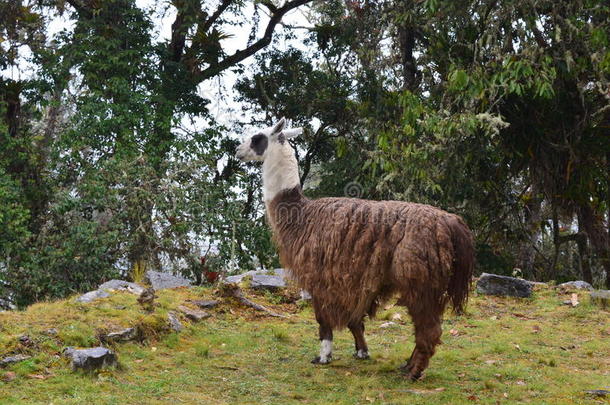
[[250, 134, 268, 155]]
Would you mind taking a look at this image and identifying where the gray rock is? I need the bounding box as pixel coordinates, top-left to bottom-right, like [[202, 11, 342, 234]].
[[590, 290, 610, 309], [145, 270, 192, 290], [224, 270, 258, 284], [99, 280, 144, 295], [476, 273, 533, 298], [558, 280, 593, 291], [75, 289, 110, 303], [0, 354, 31, 366], [300, 290, 312, 301], [584, 390, 609, 398], [191, 300, 219, 309], [167, 312, 183, 332], [44, 328, 59, 336], [250, 274, 286, 290], [224, 268, 289, 291], [102, 328, 137, 342], [64, 347, 117, 371], [178, 305, 211, 322]]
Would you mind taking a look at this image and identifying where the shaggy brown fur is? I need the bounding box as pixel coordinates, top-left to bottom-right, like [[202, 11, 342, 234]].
[[268, 186, 474, 380]]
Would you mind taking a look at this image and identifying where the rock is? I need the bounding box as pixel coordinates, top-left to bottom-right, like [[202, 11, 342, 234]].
[[558, 280, 593, 291], [584, 390, 609, 398], [224, 269, 289, 291], [224, 270, 258, 284], [75, 289, 110, 303], [102, 328, 137, 343], [44, 328, 59, 336], [191, 300, 219, 309], [99, 280, 144, 295], [145, 270, 191, 290], [64, 347, 117, 371], [1, 354, 31, 366], [18, 335, 33, 346], [379, 322, 397, 328], [177, 305, 211, 322], [167, 312, 183, 332], [250, 274, 286, 290], [476, 273, 533, 298], [590, 290, 610, 309]]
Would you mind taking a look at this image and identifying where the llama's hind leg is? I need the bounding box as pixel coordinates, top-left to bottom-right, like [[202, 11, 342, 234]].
[[349, 319, 369, 359], [401, 305, 443, 381]]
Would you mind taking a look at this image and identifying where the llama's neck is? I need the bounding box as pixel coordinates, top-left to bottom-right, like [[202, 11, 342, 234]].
[[262, 143, 300, 203]]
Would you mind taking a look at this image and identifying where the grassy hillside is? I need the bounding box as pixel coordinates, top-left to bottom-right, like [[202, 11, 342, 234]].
[[0, 283, 608, 405]]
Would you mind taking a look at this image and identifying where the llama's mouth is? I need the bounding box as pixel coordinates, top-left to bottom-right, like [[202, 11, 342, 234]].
[[235, 152, 246, 161]]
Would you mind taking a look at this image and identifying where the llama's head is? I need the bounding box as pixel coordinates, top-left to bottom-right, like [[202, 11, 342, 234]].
[[235, 117, 303, 162]]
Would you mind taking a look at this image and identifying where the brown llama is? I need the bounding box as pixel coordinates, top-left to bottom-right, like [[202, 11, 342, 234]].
[[235, 118, 474, 381]]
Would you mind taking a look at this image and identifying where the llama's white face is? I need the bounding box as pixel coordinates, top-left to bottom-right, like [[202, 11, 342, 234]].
[[235, 117, 302, 162]]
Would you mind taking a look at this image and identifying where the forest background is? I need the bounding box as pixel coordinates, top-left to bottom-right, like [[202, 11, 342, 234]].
[[1, 0, 608, 307]]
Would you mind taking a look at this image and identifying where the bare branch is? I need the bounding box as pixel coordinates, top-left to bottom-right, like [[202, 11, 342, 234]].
[[197, 0, 314, 81], [260, 0, 278, 14], [201, 0, 234, 33]]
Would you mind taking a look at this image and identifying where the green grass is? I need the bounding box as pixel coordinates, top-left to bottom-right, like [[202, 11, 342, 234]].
[[0, 284, 608, 404]]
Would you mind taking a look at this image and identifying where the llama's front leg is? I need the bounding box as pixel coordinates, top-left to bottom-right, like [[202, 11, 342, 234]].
[[349, 320, 369, 359], [311, 322, 333, 364]]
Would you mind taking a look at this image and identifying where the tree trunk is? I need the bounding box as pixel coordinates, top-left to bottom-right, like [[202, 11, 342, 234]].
[[396, 1, 419, 91], [578, 204, 610, 288], [516, 192, 542, 278], [548, 206, 560, 278], [576, 211, 593, 284]]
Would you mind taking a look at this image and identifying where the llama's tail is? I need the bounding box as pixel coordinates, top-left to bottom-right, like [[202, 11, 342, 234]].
[[446, 216, 475, 314]]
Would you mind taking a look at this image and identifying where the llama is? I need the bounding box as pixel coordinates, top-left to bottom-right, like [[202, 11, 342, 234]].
[[235, 118, 474, 381]]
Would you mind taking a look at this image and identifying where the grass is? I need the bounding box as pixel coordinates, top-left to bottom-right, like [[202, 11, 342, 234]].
[[0, 284, 608, 404]]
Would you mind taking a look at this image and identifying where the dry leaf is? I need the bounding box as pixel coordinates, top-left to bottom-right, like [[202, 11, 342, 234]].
[[151, 347, 157, 352], [450, 329, 459, 336], [27, 374, 47, 380], [513, 344, 521, 351], [503, 393, 508, 398], [467, 394, 478, 401], [490, 316, 498, 321], [532, 325, 541, 333], [391, 313, 402, 321], [570, 293, 579, 307], [485, 359, 497, 365], [516, 380, 526, 385], [3, 371, 16, 382]]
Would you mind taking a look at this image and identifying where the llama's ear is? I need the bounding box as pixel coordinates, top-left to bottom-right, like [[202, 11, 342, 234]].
[[271, 117, 286, 134], [282, 128, 303, 139]]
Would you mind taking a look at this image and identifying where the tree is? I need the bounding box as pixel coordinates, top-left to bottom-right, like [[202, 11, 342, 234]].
[[0, 0, 316, 306]]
